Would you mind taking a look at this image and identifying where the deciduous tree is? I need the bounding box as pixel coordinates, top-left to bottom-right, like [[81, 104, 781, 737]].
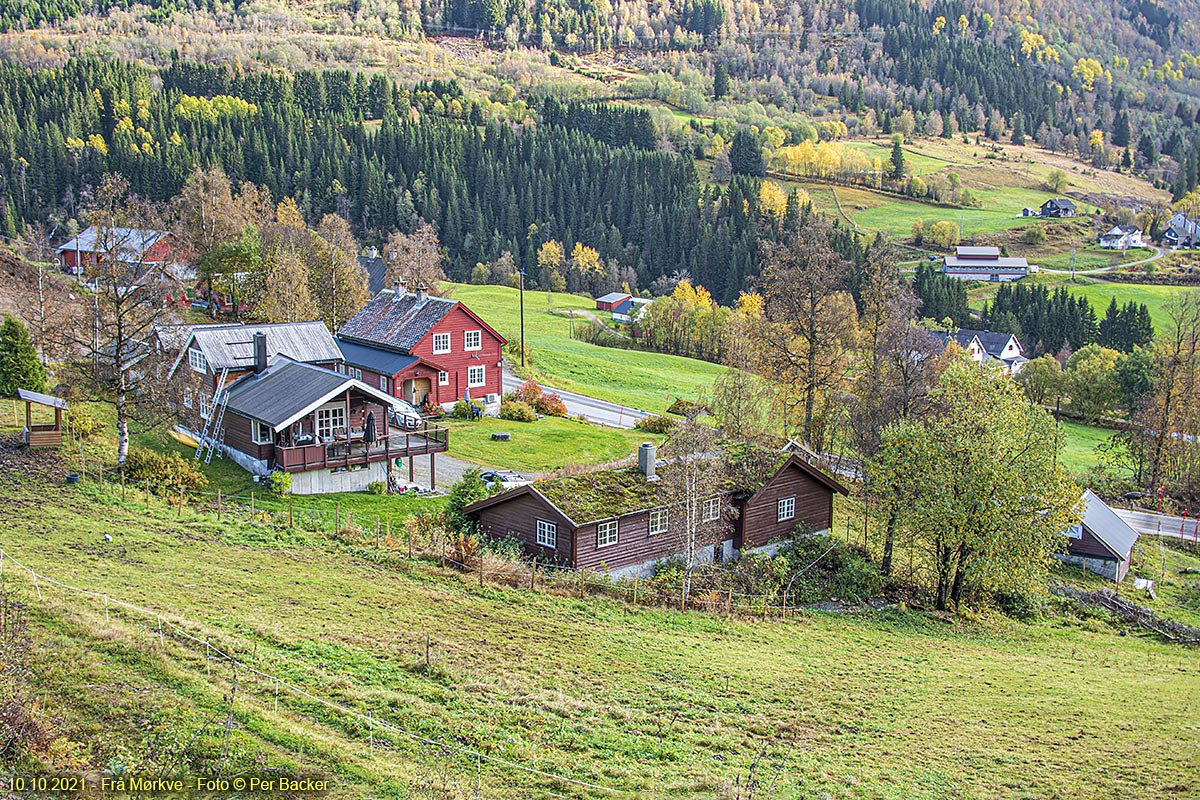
[[310, 214, 369, 332]]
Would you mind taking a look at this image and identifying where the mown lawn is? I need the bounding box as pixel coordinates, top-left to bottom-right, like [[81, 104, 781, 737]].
[[2, 450, 1197, 799], [1057, 420, 1122, 476], [444, 414, 662, 473], [447, 283, 727, 411]]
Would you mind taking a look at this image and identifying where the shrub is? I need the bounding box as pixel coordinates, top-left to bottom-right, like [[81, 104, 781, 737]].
[[267, 470, 292, 496], [535, 392, 567, 416], [635, 414, 676, 434], [666, 397, 704, 416], [66, 406, 102, 439], [446, 468, 490, 533], [499, 399, 536, 422], [513, 379, 543, 405], [503, 336, 532, 365], [996, 589, 1045, 622], [365, 480, 387, 495], [450, 399, 484, 419], [1020, 225, 1047, 245], [124, 447, 208, 493], [776, 532, 882, 604]]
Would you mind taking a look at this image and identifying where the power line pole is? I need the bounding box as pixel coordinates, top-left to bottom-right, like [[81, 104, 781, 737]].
[[519, 265, 526, 367]]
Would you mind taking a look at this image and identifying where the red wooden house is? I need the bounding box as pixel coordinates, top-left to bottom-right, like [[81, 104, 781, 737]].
[[56, 226, 174, 276], [336, 283, 506, 409], [595, 292, 632, 312]]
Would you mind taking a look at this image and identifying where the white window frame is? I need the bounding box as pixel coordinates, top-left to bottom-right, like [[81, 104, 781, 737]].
[[649, 507, 669, 535], [432, 332, 451, 354], [380, 375, 388, 392], [252, 420, 273, 445], [702, 497, 720, 522], [597, 519, 619, 548], [438, 371, 449, 386], [536, 519, 557, 548], [777, 496, 795, 522], [464, 329, 482, 351], [467, 365, 485, 388], [182, 388, 193, 409], [316, 406, 345, 441], [198, 392, 213, 420], [187, 347, 207, 373]]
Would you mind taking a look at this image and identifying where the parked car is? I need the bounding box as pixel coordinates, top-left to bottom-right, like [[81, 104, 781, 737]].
[[388, 400, 423, 431], [480, 470, 529, 490]]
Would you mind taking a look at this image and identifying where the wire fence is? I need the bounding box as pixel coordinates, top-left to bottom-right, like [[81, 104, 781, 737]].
[[0, 545, 628, 799]]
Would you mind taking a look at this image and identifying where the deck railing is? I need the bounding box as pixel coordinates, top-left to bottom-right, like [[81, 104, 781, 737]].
[[274, 423, 448, 473]]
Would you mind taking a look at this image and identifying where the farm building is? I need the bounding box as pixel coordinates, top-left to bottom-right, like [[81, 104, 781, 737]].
[[595, 292, 632, 312], [1099, 225, 1144, 250], [943, 246, 1030, 282], [464, 445, 848, 577], [56, 226, 173, 276], [612, 297, 652, 323], [337, 283, 506, 409], [1040, 198, 1077, 218], [1058, 490, 1139, 582]]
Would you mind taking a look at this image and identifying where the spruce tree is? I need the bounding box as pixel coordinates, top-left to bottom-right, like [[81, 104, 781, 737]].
[[889, 135, 906, 179], [0, 313, 46, 396], [713, 63, 730, 99], [728, 129, 765, 176]]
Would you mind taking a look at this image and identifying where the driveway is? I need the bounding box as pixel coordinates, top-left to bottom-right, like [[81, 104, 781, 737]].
[[1040, 245, 1164, 276], [1115, 508, 1200, 541], [502, 369, 649, 429]]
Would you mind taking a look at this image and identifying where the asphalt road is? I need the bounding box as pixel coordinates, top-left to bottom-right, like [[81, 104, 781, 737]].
[[1115, 508, 1200, 541], [502, 370, 649, 429], [1039, 245, 1164, 275]]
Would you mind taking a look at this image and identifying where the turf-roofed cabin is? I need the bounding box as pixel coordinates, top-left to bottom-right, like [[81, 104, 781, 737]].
[[464, 445, 848, 577]]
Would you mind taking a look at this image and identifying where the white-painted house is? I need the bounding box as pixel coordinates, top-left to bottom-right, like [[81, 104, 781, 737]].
[[1099, 225, 1144, 250]]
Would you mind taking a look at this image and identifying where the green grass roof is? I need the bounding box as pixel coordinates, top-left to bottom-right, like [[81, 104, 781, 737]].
[[535, 466, 667, 523]]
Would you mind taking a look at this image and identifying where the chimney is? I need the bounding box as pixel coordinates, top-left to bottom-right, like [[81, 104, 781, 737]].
[[368, 246, 378, 260], [253, 332, 267, 375], [393, 280, 407, 300], [416, 284, 428, 303], [637, 442, 657, 481]]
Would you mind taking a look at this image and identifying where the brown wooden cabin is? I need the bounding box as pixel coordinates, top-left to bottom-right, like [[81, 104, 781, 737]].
[[18, 389, 66, 449], [464, 446, 848, 577], [216, 357, 449, 494], [1059, 489, 1139, 583]]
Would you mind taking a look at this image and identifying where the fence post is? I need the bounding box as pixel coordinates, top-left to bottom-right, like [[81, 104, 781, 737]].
[[104, 594, 109, 623], [633, 573, 639, 606], [335, 502, 340, 531], [289, 495, 294, 529], [530, 557, 537, 590], [178, 485, 183, 516], [407, 525, 413, 559], [145, 479, 150, 505], [217, 489, 222, 521], [99, 463, 103, 488], [680, 582, 686, 612], [376, 517, 381, 550], [250, 492, 255, 518], [725, 588, 732, 619], [478, 554, 484, 587], [578, 569, 585, 598], [121, 472, 126, 500], [385, 518, 390, 548]]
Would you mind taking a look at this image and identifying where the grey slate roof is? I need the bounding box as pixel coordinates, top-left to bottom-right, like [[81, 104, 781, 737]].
[[1042, 197, 1077, 211], [336, 337, 420, 375], [223, 358, 399, 429], [338, 289, 458, 353], [1079, 489, 1139, 560], [957, 328, 1021, 358], [56, 226, 169, 260], [190, 322, 341, 371]]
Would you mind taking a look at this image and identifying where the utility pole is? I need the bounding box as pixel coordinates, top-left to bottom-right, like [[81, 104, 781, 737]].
[[519, 265, 526, 367]]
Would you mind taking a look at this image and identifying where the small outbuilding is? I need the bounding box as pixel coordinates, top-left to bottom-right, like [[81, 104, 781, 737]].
[[18, 388, 67, 449], [1058, 489, 1139, 582]]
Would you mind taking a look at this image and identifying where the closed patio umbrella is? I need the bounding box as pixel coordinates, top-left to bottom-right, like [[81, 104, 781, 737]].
[[364, 410, 377, 445]]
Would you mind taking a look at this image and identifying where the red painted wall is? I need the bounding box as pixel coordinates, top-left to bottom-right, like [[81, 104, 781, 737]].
[[61, 237, 174, 272], [407, 304, 504, 404]]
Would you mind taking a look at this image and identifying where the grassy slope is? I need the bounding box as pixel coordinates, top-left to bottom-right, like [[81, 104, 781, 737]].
[[447, 283, 727, 411], [1057, 420, 1123, 476], [4, 457, 1198, 799]]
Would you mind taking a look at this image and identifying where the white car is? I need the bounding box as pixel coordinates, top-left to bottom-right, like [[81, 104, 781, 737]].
[[480, 470, 530, 491], [389, 401, 423, 431]]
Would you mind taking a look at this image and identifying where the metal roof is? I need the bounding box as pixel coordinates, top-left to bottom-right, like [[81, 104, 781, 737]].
[[223, 359, 403, 430], [190, 322, 341, 371], [335, 338, 419, 375], [338, 289, 458, 353], [596, 292, 632, 304], [944, 256, 1029, 269], [17, 388, 67, 409], [56, 226, 169, 260], [1079, 490, 1139, 560], [954, 246, 1001, 258], [154, 322, 242, 354]]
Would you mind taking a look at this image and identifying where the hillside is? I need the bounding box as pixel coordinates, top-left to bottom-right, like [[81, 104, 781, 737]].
[[2, 440, 1198, 798]]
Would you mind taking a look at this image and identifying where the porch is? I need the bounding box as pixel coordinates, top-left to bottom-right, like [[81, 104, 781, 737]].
[[274, 423, 449, 474]]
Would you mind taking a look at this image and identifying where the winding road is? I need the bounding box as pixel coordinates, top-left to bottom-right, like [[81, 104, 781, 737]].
[[1116, 508, 1200, 541], [1038, 245, 1164, 276], [502, 369, 649, 429]]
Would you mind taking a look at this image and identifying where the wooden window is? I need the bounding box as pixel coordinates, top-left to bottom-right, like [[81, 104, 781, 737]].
[[649, 508, 669, 535], [467, 365, 485, 387], [252, 421, 273, 445], [198, 392, 213, 420], [316, 406, 345, 441], [536, 519, 557, 548], [777, 496, 795, 522], [702, 497, 720, 521], [438, 371, 449, 386], [380, 375, 388, 392], [432, 333, 451, 354], [187, 348, 207, 373], [464, 329, 482, 351], [597, 520, 618, 548]]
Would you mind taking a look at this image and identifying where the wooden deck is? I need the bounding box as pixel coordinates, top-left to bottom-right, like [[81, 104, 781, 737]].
[[274, 424, 448, 473]]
